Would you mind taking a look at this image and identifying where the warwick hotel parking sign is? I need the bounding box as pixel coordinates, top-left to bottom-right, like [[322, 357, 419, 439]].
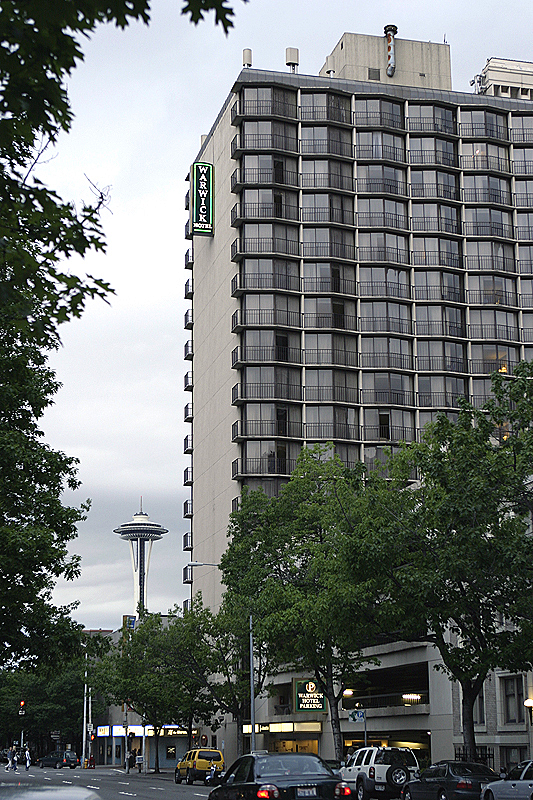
[[191, 162, 214, 236]]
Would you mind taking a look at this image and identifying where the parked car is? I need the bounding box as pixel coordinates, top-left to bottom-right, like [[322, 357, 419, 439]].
[[341, 746, 419, 800], [207, 751, 352, 800], [402, 761, 498, 800], [38, 750, 80, 769], [481, 761, 533, 800], [175, 748, 224, 784]]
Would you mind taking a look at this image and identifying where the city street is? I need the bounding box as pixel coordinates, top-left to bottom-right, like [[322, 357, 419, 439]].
[[0, 765, 211, 799]]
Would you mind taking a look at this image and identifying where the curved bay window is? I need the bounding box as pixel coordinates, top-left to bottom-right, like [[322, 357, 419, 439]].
[[356, 130, 405, 162], [304, 369, 358, 404], [411, 169, 459, 200], [460, 109, 508, 140], [237, 258, 300, 293], [237, 86, 297, 119], [357, 198, 408, 230], [469, 343, 519, 375], [408, 104, 456, 135], [464, 207, 513, 238], [301, 126, 353, 158], [412, 236, 461, 268], [301, 193, 354, 225], [411, 202, 459, 234], [417, 339, 466, 373], [358, 231, 409, 263], [354, 98, 404, 129], [304, 332, 357, 367], [359, 300, 412, 335], [357, 163, 407, 195], [242, 292, 301, 327], [300, 92, 351, 124], [240, 366, 302, 401], [241, 403, 302, 439], [305, 405, 359, 440], [360, 336, 413, 370], [463, 174, 511, 204], [414, 270, 463, 302], [417, 375, 467, 408], [303, 262, 355, 295], [359, 265, 410, 299], [465, 240, 515, 272], [468, 274, 517, 306], [415, 304, 465, 338], [461, 141, 510, 172], [304, 296, 356, 330], [361, 372, 414, 406], [409, 136, 457, 168]]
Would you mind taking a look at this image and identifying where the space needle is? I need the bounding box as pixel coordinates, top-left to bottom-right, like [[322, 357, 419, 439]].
[[114, 503, 169, 613]]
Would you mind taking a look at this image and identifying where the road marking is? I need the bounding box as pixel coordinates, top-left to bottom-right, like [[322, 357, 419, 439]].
[[118, 793, 137, 797], [87, 786, 100, 789]]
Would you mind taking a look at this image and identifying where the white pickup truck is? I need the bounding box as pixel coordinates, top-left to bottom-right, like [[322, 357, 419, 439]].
[[340, 746, 419, 800]]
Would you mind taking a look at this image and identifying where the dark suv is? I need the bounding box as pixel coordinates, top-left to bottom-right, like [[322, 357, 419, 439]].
[[39, 750, 80, 769]]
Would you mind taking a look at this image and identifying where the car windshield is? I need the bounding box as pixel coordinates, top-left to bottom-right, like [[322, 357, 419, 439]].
[[450, 764, 497, 778], [374, 750, 417, 767], [508, 764, 528, 780], [256, 755, 332, 778]]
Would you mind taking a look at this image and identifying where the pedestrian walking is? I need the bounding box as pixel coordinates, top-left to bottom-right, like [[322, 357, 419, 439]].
[[25, 747, 31, 771], [5, 747, 13, 772], [12, 749, 18, 772]]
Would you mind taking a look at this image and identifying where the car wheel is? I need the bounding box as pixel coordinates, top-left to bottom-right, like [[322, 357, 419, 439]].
[[485, 792, 494, 800], [357, 782, 368, 800], [387, 765, 409, 788], [175, 771, 182, 784], [186, 769, 194, 785]]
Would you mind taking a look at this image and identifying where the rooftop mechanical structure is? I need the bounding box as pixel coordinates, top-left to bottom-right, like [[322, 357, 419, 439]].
[[114, 508, 169, 613]]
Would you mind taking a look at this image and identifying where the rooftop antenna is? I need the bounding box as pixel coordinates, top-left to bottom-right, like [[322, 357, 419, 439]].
[[286, 47, 299, 73]]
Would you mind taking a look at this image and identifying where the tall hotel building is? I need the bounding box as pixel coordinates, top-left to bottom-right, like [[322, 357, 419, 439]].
[[184, 29, 533, 764]]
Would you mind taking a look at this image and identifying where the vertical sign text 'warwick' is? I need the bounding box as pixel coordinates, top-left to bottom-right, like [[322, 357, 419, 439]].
[[191, 162, 214, 236]]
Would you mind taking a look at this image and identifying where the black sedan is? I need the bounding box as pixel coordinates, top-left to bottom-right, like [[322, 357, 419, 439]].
[[208, 752, 351, 800], [402, 761, 498, 800]]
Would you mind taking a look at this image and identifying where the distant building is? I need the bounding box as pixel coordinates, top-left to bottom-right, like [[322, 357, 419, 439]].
[[183, 26, 533, 768]]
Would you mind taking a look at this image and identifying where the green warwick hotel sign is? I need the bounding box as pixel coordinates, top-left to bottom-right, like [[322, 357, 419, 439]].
[[191, 162, 214, 236]]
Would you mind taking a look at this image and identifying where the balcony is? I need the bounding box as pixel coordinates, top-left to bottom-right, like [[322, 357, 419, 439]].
[[231, 202, 299, 224], [413, 286, 464, 302], [359, 316, 413, 335], [357, 178, 407, 196], [463, 221, 514, 239], [300, 105, 352, 125], [185, 219, 191, 239], [358, 246, 409, 265], [356, 145, 406, 163], [410, 182, 461, 201], [465, 255, 516, 272], [231, 133, 298, 157], [184, 434, 193, 454], [231, 99, 298, 123], [301, 138, 354, 158], [304, 348, 358, 367], [184, 279, 193, 299], [232, 457, 298, 478], [183, 564, 193, 584], [469, 359, 518, 375], [416, 356, 468, 373], [363, 425, 416, 442], [417, 392, 466, 408], [459, 122, 509, 140], [357, 212, 409, 230], [185, 189, 190, 210], [520, 259, 533, 274], [463, 188, 512, 205], [231, 167, 299, 191], [409, 150, 458, 168], [415, 321, 466, 337], [511, 129, 533, 143], [360, 389, 415, 406], [411, 250, 462, 269], [303, 312, 357, 330], [183, 499, 193, 518], [411, 216, 460, 235], [231, 345, 303, 367], [232, 382, 303, 403], [184, 340, 193, 360], [232, 420, 304, 440], [184, 403, 193, 422], [516, 226, 533, 241], [468, 290, 518, 306], [304, 422, 360, 440], [184, 308, 193, 329], [185, 249, 193, 269], [184, 372, 193, 391], [304, 385, 359, 404], [303, 276, 357, 295], [231, 308, 302, 331], [353, 111, 404, 129], [183, 531, 192, 551], [232, 272, 301, 294], [184, 467, 193, 486], [408, 117, 456, 135], [300, 172, 355, 192], [515, 193, 533, 207], [359, 352, 414, 370], [461, 154, 510, 172], [468, 323, 519, 341], [231, 237, 300, 260], [301, 207, 355, 225], [302, 241, 356, 260]]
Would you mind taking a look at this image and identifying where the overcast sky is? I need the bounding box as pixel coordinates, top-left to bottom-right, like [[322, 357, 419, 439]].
[[41, 0, 533, 631]]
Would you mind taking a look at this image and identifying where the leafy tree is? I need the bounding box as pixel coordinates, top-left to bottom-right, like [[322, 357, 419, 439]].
[[343, 395, 533, 755], [221, 447, 372, 761]]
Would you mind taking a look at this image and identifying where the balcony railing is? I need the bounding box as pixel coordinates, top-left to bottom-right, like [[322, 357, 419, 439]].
[[185, 249, 193, 269], [184, 340, 193, 360], [302, 241, 356, 260], [232, 420, 303, 439], [408, 117, 456, 135], [417, 392, 466, 408], [300, 105, 352, 124], [231, 167, 299, 189], [468, 323, 519, 341], [413, 286, 464, 302], [411, 250, 462, 269], [232, 237, 300, 258], [468, 290, 518, 306], [304, 348, 358, 367], [513, 161, 533, 176], [184, 372, 193, 391], [304, 385, 359, 404], [184, 308, 193, 329], [231, 202, 299, 223], [515, 193, 533, 207], [300, 172, 355, 192], [465, 255, 516, 272], [357, 145, 406, 162], [183, 499, 193, 518], [463, 221, 514, 238], [231, 345, 303, 366], [359, 316, 413, 335], [184, 403, 193, 422], [360, 389, 415, 406], [511, 129, 533, 143], [357, 212, 409, 230], [231, 99, 298, 121], [415, 321, 466, 337], [363, 424, 416, 442], [304, 422, 360, 440], [358, 246, 409, 264], [300, 138, 354, 157], [463, 188, 512, 205], [459, 122, 508, 140], [469, 359, 518, 375], [303, 312, 357, 330], [354, 111, 404, 129], [409, 150, 458, 167], [232, 382, 303, 403], [232, 272, 301, 294], [231, 308, 302, 329], [417, 356, 468, 373], [231, 133, 298, 155], [232, 457, 298, 478], [359, 352, 414, 370], [516, 226, 533, 240], [184, 278, 193, 299], [358, 281, 411, 299], [357, 179, 407, 196], [183, 531, 192, 551], [184, 467, 193, 486], [411, 216, 460, 234], [303, 277, 357, 295], [184, 434, 193, 453], [410, 182, 461, 201], [461, 155, 510, 172], [301, 207, 355, 225]]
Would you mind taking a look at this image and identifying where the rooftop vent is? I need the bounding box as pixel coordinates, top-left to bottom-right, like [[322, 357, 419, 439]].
[[243, 48, 252, 68], [286, 47, 299, 73]]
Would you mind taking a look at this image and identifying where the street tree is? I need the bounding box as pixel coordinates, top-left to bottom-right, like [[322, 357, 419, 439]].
[[343, 396, 533, 756], [221, 447, 372, 762]]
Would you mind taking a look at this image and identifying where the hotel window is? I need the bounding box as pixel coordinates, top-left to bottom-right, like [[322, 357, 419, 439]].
[[473, 685, 485, 725], [502, 675, 524, 723]]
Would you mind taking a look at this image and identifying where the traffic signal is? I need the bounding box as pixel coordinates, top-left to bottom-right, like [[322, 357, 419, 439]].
[[90, 734, 95, 741], [20, 701, 24, 708]]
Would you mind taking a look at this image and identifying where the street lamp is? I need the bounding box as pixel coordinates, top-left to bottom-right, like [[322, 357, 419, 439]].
[[524, 698, 533, 724]]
